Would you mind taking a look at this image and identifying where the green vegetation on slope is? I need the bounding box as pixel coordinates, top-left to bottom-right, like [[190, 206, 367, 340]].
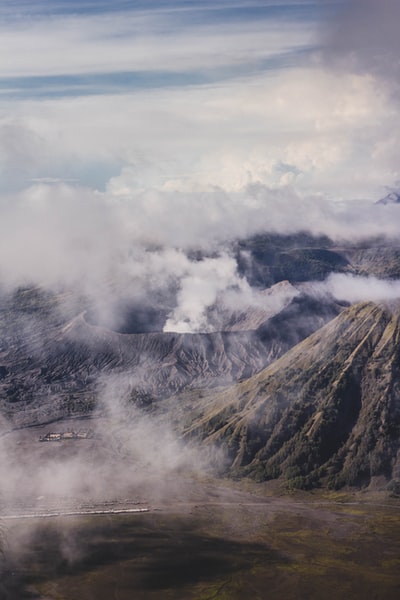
[[182, 302, 400, 490]]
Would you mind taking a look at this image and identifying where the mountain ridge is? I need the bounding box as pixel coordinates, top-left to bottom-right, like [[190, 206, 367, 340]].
[[181, 302, 400, 490], [0, 287, 340, 428], [1, 232, 400, 491]]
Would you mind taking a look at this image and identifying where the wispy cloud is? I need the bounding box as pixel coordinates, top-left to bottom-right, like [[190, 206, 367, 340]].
[[0, 2, 315, 85], [0, 1, 399, 217]]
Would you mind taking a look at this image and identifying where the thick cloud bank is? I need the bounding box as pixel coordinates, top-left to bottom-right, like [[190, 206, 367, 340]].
[[1, 181, 400, 287], [0, 1, 399, 333], [0, 180, 399, 333]]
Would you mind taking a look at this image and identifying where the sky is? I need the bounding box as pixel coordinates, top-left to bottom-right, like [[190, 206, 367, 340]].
[[2, 2, 400, 576], [0, 0, 398, 197], [0, 0, 400, 323]]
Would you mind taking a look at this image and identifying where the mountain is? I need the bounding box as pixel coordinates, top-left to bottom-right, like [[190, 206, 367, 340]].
[[235, 231, 400, 284], [341, 244, 400, 278], [1, 232, 400, 491], [376, 190, 400, 205], [235, 233, 351, 288], [0, 285, 340, 428], [182, 302, 400, 491]]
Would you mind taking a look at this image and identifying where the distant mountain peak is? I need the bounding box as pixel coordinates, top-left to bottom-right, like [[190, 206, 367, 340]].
[[376, 190, 400, 205]]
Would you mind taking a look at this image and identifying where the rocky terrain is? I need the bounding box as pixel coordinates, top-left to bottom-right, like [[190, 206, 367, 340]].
[[0, 282, 341, 428], [1, 233, 400, 492], [180, 301, 400, 490]]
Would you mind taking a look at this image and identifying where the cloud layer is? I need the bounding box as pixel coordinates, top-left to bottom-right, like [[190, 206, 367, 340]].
[[0, 0, 399, 330], [0, 0, 398, 200], [0, 179, 399, 338], [322, 0, 400, 90]]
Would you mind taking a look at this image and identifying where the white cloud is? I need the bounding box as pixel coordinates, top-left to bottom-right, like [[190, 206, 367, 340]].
[[1, 63, 398, 199], [0, 0, 398, 314], [0, 179, 399, 307], [0, 183, 120, 291], [0, 1, 398, 201], [0, 8, 311, 78], [317, 273, 400, 304]]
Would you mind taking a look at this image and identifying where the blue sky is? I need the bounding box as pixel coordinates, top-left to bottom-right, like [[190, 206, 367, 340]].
[[0, 1, 332, 99], [0, 0, 398, 197], [0, 0, 339, 191], [0, 1, 398, 205]]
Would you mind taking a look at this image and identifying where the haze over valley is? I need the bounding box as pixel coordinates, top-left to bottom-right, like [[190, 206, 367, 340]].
[[1, 1, 400, 599]]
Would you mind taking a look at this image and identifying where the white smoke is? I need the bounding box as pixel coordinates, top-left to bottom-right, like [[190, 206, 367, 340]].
[[163, 254, 245, 333]]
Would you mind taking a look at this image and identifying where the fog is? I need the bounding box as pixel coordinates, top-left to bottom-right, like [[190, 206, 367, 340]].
[[0, 376, 208, 501], [316, 273, 400, 305], [0, 383, 220, 596], [1, 1, 400, 593], [0, 181, 399, 334]]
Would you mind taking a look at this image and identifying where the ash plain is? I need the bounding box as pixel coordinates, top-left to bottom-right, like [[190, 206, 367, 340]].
[[1, 417, 399, 600]]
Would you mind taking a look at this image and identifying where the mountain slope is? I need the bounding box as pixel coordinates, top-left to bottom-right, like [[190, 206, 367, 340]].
[[0, 287, 340, 428], [182, 302, 400, 490]]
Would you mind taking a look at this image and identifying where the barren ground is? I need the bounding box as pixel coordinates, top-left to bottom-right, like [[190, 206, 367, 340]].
[[1, 419, 399, 600]]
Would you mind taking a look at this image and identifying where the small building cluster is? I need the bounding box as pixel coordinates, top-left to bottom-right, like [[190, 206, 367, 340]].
[[39, 429, 94, 442]]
